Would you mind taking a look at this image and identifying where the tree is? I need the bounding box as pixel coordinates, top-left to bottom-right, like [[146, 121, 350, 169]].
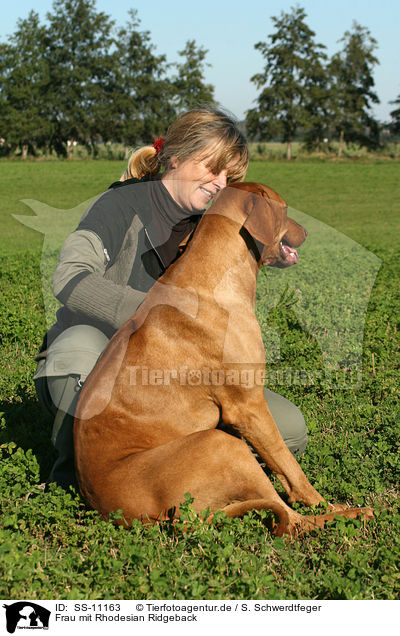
[[172, 40, 215, 112], [0, 3, 215, 158], [246, 6, 327, 159], [301, 53, 330, 152], [44, 0, 116, 156], [388, 95, 400, 137], [0, 11, 51, 157], [113, 9, 176, 153], [328, 22, 380, 157]]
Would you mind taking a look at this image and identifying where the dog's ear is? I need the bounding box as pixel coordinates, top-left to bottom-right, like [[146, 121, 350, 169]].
[[242, 194, 285, 246], [229, 182, 307, 248]]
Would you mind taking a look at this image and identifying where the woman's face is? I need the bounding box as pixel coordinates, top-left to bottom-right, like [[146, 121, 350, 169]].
[[162, 154, 239, 213]]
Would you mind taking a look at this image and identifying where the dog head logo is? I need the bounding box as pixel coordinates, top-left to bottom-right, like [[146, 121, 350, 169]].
[[14, 184, 381, 388], [3, 602, 50, 633]]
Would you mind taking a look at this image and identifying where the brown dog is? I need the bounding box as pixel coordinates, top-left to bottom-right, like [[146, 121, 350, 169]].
[[74, 182, 373, 535]]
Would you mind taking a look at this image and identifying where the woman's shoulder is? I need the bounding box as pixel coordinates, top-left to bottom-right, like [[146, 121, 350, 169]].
[[107, 176, 143, 190], [107, 174, 153, 190], [76, 178, 149, 261]]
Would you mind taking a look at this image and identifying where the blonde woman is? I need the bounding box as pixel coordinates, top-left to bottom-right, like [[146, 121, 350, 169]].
[[34, 107, 307, 489]]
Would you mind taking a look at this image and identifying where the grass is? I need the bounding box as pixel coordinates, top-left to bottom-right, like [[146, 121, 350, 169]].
[[0, 160, 399, 599]]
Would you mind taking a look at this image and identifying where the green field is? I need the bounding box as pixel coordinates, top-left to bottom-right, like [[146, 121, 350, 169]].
[[0, 160, 399, 599]]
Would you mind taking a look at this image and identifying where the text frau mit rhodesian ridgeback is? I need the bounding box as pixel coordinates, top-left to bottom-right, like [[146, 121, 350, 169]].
[[74, 182, 373, 536]]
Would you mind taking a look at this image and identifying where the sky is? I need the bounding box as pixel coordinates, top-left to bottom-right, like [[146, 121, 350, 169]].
[[1, 0, 399, 123]]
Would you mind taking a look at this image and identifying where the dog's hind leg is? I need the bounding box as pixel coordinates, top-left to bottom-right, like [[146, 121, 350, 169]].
[[87, 428, 311, 531]]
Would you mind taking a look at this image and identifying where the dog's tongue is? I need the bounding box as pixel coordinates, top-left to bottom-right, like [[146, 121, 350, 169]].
[[281, 242, 298, 264]]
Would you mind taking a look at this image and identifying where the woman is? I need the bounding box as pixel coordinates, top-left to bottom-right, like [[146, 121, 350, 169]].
[[34, 107, 307, 489]]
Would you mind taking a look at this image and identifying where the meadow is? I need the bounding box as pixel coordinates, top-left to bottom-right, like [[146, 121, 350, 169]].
[[0, 158, 399, 599]]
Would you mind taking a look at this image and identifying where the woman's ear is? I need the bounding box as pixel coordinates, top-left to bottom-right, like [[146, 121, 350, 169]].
[[169, 155, 179, 169]]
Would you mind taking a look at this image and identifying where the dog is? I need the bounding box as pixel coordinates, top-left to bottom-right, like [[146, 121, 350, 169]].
[[74, 182, 373, 536]]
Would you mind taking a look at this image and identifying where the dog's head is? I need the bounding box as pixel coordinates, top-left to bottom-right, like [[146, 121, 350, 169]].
[[229, 181, 307, 268]]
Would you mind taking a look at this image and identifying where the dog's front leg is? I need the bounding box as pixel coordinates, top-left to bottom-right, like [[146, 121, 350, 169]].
[[222, 395, 325, 507]]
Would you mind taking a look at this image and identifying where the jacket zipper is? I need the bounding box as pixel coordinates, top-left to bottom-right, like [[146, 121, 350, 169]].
[[144, 227, 165, 268]]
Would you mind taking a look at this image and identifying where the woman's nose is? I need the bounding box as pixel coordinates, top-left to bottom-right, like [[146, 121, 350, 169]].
[[214, 170, 228, 189]]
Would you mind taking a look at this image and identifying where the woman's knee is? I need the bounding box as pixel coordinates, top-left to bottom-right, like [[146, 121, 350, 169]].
[[263, 388, 308, 455], [286, 411, 308, 455], [34, 325, 109, 415]]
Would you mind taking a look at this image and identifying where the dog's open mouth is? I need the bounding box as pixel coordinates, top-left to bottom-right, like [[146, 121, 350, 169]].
[[262, 241, 299, 268], [279, 240, 298, 265]]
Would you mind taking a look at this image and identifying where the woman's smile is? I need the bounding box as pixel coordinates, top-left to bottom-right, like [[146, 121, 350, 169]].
[[162, 156, 238, 212]]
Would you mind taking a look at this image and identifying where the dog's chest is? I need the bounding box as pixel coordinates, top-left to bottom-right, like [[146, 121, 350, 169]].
[[212, 260, 264, 365]]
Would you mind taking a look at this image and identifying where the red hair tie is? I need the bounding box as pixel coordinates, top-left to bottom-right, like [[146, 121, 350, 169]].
[[153, 137, 164, 155]]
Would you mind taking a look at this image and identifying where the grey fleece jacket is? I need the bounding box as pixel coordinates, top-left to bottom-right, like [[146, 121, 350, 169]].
[[38, 178, 198, 355]]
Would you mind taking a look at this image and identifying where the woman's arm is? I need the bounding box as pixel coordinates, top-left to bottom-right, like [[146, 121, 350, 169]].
[[53, 229, 146, 330]]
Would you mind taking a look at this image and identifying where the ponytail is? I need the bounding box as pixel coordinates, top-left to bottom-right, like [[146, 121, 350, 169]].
[[120, 146, 161, 181]]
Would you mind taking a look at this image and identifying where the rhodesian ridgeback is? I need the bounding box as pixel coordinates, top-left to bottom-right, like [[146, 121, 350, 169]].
[[74, 182, 373, 536]]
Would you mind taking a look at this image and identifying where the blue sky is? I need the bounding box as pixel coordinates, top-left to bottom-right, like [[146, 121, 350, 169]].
[[2, 0, 399, 122]]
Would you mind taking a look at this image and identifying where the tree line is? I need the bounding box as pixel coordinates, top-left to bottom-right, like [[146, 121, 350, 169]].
[[247, 6, 398, 159], [0, 0, 214, 158], [0, 1, 399, 159]]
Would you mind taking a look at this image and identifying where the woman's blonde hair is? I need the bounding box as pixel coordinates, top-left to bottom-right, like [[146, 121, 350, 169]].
[[121, 107, 249, 183]]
